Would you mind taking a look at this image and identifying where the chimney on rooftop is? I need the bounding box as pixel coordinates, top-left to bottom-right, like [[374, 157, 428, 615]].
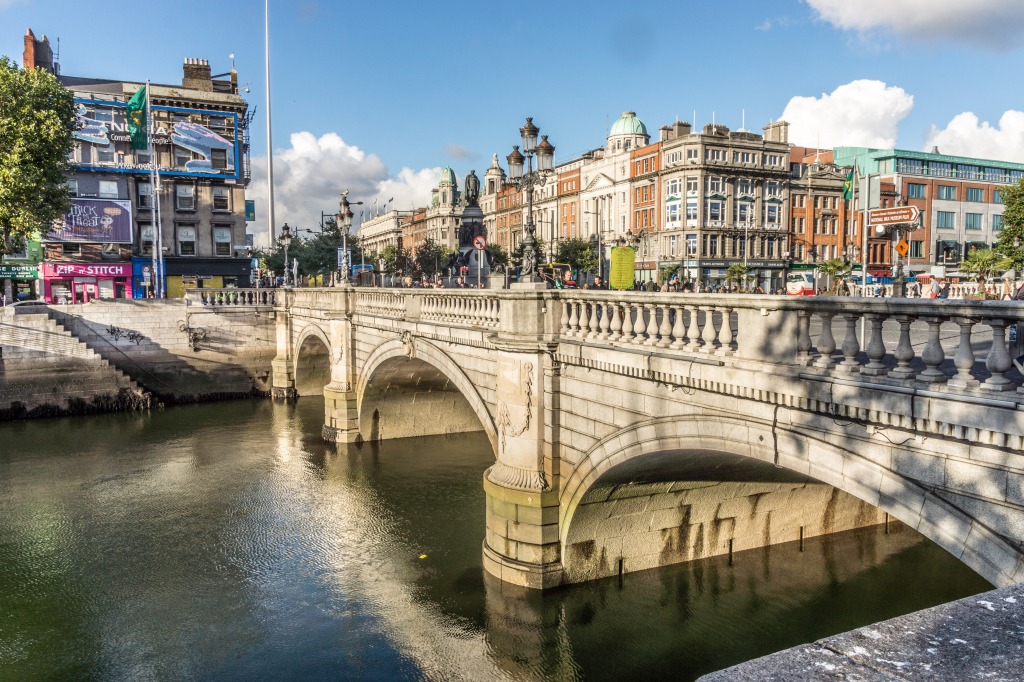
[[23, 28, 55, 73], [763, 120, 789, 144], [182, 57, 212, 91]]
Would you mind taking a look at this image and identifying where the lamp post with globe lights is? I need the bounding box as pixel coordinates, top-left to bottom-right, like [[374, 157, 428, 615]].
[[336, 190, 363, 285], [277, 223, 292, 287], [506, 118, 555, 284]]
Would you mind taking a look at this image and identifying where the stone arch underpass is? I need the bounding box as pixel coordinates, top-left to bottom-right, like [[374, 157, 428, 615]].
[[355, 338, 498, 454], [293, 324, 332, 396], [558, 415, 1020, 588]]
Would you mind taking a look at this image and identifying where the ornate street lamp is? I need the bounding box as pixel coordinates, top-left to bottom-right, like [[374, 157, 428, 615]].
[[336, 190, 363, 285], [506, 117, 555, 283], [278, 222, 292, 287]]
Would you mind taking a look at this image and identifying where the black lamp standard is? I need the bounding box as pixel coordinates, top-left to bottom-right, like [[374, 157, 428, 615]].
[[336, 190, 363, 285], [278, 222, 292, 287], [506, 117, 555, 284]]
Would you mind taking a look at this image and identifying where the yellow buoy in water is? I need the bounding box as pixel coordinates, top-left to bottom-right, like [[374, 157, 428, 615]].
[[419, 554, 428, 560]]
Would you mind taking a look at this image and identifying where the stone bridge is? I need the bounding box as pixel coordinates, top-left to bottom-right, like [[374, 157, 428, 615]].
[[232, 286, 1024, 590]]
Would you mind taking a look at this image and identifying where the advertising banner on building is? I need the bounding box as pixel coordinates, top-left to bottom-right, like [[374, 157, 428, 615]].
[[50, 199, 133, 243], [72, 98, 240, 180], [0, 264, 39, 278]]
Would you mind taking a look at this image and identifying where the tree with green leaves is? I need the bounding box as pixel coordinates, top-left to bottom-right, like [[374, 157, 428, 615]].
[[959, 248, 1012, 285], [996, 178, 1024, 271], [724, 264, 750, 291], [818, 258, 852, 295], [0, 57, 76, 256], [556, 237, 599, 277], [414, 238, 445, 279]]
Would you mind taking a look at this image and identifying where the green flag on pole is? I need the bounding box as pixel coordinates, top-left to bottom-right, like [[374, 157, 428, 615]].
[[126, 86, 147, 150], [842, 169, 854, 201]]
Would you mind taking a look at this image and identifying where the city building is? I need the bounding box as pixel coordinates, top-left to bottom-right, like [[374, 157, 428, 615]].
[[833, 147, 1024, 278], [22, 28, 252, 302]]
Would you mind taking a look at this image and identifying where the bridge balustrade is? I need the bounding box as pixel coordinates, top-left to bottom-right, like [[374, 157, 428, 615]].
[[187, 288, 277, 307]]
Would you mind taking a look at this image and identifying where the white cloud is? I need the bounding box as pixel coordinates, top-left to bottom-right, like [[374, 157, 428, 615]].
[[924, 110, 1024, 163], [805, 0, 1024, 46], [246, 131, 440, 248], [780, 79, 913, 148], [446, 143, 477, 160]]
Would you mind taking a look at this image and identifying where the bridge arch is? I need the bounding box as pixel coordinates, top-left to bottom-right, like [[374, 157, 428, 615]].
[[560, 415, 1019, 587], [357, 337, 498, 455], [292, 323, 332, 396]]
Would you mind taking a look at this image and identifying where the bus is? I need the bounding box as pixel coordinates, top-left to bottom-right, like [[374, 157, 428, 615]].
[[786, 272, 815, 296]]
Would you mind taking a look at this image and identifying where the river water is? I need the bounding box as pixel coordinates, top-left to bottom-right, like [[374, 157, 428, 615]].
[[0, 399, 991, 681]]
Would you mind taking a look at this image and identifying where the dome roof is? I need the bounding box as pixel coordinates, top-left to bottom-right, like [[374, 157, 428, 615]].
[[439, 166, 457, 186], [609, 111, 648, 137]]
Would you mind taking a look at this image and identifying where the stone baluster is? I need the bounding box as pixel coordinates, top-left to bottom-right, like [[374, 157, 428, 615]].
[[576, 299, 590, 338], [981, 318, 1014, 391], [700, 306, 718, 353], [813, 312, 837, 368], [567, 299, 580, 336], [619, 304, 636, 343], [559, 299, 570, 336], [716, 307, 734, 356], [644, 304, 660, 346], [587, 300, 601, 339], [861, 313, 888, 376], [597, 302, 612, 340], [947, 317, 980, 390], [684, 305, 702, 351], [917, 316, 947, 383], [796, 309, 813, 364], [656, 305, 673, 348], [837, 313, 861, 372], [631, 303, 647, 345], [609, 302, 623, 341], [669, 305, 686, 350]]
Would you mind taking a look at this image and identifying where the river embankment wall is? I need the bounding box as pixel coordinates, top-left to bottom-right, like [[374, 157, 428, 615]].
[[0, 299, 277, 418]]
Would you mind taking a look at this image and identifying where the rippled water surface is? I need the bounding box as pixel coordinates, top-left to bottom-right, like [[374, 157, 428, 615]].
[[0, 399, 991, 681]]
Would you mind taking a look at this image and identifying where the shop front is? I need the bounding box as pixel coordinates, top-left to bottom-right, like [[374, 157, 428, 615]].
[[131, 257, 166, 299], [0, 263, 41, 304], [43, 262, 133, 304], [163, 257, 251, 298]]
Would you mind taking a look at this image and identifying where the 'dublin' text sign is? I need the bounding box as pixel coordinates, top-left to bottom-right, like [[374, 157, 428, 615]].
[[868, 206, 920, 226]]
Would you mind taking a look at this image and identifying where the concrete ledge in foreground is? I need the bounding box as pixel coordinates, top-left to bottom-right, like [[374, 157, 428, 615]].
[[698, 582, 1024, 681]]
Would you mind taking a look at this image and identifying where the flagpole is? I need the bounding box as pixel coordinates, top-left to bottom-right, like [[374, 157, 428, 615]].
[[145, 80, 160, 299], [265, 0, 276, 247]]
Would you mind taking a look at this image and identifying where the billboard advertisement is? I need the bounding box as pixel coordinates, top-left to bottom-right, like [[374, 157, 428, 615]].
[[72, 98, 240, 180], [50, 198, 133, 243]]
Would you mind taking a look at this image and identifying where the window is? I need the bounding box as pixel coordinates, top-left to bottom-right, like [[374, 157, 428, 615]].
[[666, 178, 681, 196], [686, 198, 698, 220], [213, 186, 230, 211], [176, 184, 195, 211], [135, 149, 152, 166], [708, 235, 719, 256], [736, 179, 754, 196], [666, 202, 680, 223], [98, 180, 118, 198], [993, 214, 1004, 231], [965, 213, 983, 230], [937, 185, 957, 200], [139, 224, 154, 255], [175, 147, 192, 168], [669, 235, 677, 257], [686, 234, 697, 256], [96, 144, 115, 164], [764, 181, 780, 198], [705, 148, 724, 162], [686, 148, 698, 161], [929, 162, 953, 178], [910, 240, 924, 258], [735, 201, 752, 223], [210, 148, 228, 170], [937, 211, 956, 229], [137, 182, 152, 208], [704, 200, 723, 222], [765, 204, 779, 223], [897, 158, 924, 175], [67, 179, 78, 196], [994, 190, 1004, 204], [214, 226, 232, 256], [958, 165, 981, 180], [707, 176, 723, 193], [965, 187, 984, 202], [906, 183, 926, 199], [61, 242, 81, 256], [686, 177, 698, 193], [177, 226, 196, 255]]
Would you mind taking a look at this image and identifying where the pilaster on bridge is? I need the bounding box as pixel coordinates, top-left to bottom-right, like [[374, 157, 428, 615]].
[[266, 285, 1024, 590]]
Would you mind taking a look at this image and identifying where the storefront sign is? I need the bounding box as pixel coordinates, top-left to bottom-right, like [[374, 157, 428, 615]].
[[50, 199, 133, 243], [43, 262, 132, 278], [0, 264, 39, 278]]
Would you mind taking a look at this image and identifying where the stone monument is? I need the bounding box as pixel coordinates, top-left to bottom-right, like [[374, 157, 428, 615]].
[[457, 170, 490, 284]]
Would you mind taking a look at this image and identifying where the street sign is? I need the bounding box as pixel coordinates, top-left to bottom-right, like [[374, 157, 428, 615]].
[[473, 235, 487, 250], [869, 206, 920, 226], [895, 240, 910, 257]]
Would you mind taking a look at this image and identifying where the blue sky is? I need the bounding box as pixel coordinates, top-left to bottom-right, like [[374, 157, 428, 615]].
[[3, 0, 1023, 243]]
